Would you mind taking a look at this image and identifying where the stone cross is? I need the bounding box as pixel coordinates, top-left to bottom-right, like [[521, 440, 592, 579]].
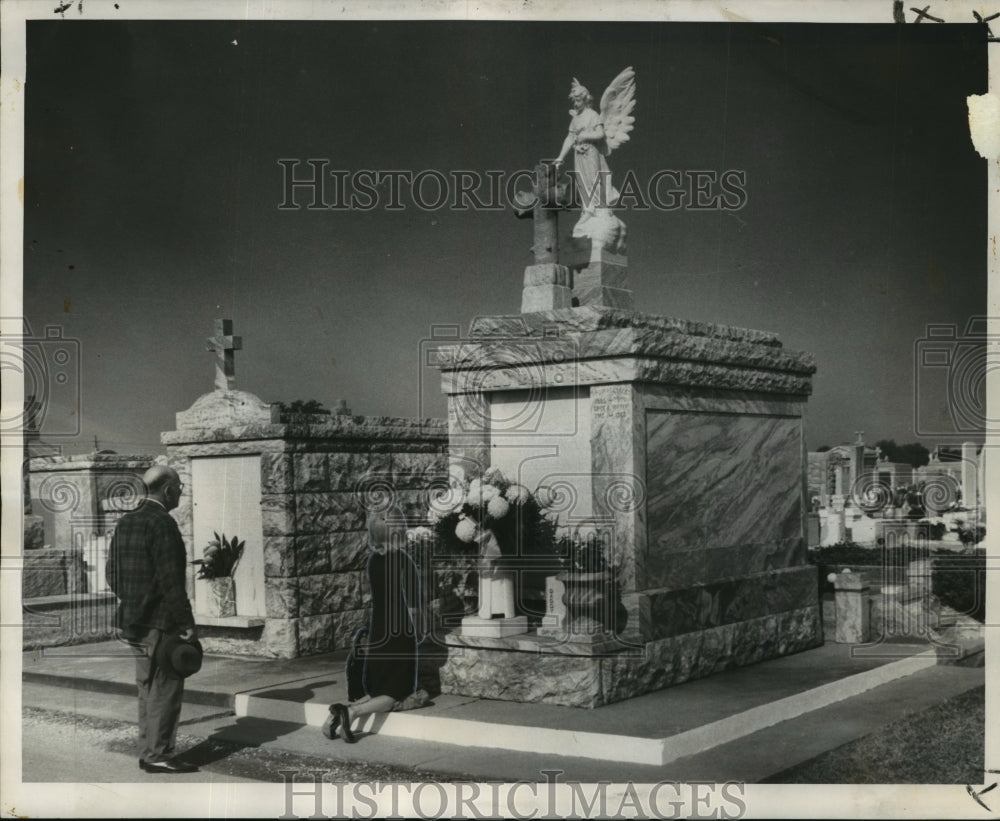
[[513, 162, 573, 264], [206, 319, 242, 391]]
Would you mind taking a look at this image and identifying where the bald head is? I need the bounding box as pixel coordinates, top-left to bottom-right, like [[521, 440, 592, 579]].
[[143, 465, 182, 510]]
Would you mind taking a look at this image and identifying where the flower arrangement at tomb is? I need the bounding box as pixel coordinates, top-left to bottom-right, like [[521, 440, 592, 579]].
[[413, 469, 627, 638], [431, 469, 557, 557], [559, 524, 610, 574], [419, 468, 559, 620], [191, 531, 244, 617]]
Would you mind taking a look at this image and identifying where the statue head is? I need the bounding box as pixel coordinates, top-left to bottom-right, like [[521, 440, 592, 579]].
[[569, 78, 592, 108]]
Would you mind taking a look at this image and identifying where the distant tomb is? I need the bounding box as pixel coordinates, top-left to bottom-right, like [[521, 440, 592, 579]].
[[161, 320, 448, 658], [26, 452, 153, 597]]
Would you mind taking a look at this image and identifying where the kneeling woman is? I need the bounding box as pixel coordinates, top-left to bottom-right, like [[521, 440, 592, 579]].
[[323, 507, 428, 742]]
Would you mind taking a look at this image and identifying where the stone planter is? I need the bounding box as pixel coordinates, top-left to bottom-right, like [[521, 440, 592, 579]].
[[832, 571, 870, 643], [196, 576, 236, 618], [559, 571, 614, 636]]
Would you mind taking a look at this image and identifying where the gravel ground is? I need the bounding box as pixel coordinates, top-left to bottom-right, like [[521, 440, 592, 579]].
[[22, 704, 465, 784]]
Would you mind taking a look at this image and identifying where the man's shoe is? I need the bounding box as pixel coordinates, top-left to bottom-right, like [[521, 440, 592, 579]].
[[139, 759, 145, 769], [142, 758, 198, 774], [335, 703, 356, 743]]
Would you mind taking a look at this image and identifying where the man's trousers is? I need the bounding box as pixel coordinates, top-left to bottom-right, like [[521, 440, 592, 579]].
[[133, 628, 184, 763]]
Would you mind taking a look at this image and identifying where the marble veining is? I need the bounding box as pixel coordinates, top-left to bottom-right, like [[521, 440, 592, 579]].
[[646, 538, 807, 591], [589, 384, 644, 591], [640, 385, 804, 418], [644, 410, 803, 590], [642, 565, 818, 639]]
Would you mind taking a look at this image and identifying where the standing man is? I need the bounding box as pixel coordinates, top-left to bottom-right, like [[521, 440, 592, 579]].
[[106, 465, 198, 774]]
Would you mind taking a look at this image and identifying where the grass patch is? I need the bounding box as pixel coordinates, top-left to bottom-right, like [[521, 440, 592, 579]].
[[765, 686, 985, 783], [933, 553, 987, 622], [808, 543, 962, 567]]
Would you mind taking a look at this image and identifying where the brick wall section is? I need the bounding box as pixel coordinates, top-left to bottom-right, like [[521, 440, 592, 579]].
[[164, 414, 448, 658]]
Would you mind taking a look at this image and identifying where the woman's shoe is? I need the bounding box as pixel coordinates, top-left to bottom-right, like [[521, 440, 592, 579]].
[[321, 703, 343, 740], [336, 703, 356, 743]]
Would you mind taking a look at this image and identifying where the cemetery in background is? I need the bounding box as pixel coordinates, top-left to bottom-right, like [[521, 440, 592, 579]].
[[17, 129, 987, 704], [22, 428, 986, 656], [806, 435, 986, 652], [20, 317, 987, 694]]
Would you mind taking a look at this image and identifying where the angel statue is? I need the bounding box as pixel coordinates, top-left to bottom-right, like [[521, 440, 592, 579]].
[[554, 67, 636, 256]]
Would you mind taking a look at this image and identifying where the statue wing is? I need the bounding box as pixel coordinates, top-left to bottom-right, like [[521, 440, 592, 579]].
[[599, 66, 636, 155]]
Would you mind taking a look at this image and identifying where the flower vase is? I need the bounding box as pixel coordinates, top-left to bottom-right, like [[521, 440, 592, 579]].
[[459, 544, 528, 638], [477, 565, 517, 620], [197, 576, 236, 618], [475, 528, 517, 620]]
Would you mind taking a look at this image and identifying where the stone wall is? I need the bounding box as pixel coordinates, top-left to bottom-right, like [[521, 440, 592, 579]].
[[22, 593, 118, 650], [258, 441, 446, 656], [163, 395, 448, 658], [22, 547, 87, 598], [24, 514, 45, 550]]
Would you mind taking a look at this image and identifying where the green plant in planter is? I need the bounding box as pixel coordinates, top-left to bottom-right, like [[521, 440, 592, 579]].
[[192, 532, 245, 579], [958, 523, 986, 546], [932, 549, 986, 622], [557, 530, 610, 575]]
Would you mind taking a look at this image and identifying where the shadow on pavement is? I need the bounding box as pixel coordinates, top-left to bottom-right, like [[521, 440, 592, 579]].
[[181, 679, 338, 767], [181, 717, 312, 767]]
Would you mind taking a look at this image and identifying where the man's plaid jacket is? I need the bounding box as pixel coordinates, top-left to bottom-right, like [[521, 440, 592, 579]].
[[106, 500, 195, 638]]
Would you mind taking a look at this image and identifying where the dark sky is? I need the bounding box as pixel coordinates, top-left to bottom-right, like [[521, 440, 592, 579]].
[[22, 20, 987, 455]]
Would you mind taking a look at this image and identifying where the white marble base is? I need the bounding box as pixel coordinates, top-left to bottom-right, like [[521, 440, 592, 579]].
[[461, 615, 529, 638]]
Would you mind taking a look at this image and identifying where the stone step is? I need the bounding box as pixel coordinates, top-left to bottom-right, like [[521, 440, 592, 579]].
[[236, 647, 940, 766], [23, 638, 958, 769]]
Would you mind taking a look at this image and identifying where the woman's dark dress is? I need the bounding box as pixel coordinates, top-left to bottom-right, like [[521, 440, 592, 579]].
[[361, 548, 420, 702]]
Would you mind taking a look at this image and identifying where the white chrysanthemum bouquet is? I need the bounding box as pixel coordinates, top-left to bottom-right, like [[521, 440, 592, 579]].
[[422, 467, 558, 566]]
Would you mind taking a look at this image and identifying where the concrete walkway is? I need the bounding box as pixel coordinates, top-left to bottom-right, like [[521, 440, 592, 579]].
[[20, 637, 984, 781]]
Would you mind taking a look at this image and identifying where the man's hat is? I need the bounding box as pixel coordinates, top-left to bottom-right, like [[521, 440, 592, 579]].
[[155, 633, 203, 679]]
